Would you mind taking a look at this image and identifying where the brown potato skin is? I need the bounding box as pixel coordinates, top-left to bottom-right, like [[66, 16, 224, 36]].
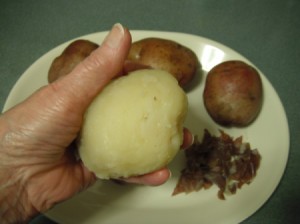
[[48, 39, 99, 83], [127, 38, 200, 87], [203, 60, 263, 126]]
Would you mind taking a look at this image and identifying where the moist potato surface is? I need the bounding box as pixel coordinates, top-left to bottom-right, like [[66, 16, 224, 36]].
[[79, 69, 188, 179]]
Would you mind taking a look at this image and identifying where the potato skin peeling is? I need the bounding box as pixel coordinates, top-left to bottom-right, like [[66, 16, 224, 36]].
[[79, 69, 188, 179]]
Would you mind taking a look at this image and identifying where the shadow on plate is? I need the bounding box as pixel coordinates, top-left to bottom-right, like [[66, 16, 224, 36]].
[[46, 179, 140, 223], [183, 67, 203, 93]]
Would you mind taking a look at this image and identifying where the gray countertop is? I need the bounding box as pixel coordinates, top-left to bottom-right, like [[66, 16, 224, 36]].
[[1, 0, 299, 223]]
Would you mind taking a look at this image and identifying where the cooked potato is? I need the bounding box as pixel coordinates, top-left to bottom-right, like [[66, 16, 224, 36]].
[[127, 38, 200, 87], [203, 60, 263, 126], [79, 69, 188, 179], [48, 39, 99, 83]]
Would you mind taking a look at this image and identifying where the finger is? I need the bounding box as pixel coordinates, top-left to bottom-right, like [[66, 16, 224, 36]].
[[181, 128, 194, 150], [76, 161, 97, 190], [120, 168, 171, 186], [51, 23, 132, 112]]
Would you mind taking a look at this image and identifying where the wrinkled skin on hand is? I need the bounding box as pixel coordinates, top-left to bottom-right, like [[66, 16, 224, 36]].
[[48, 39, 152, 83], [0, 25, 193, 224], [1, 24, 131, 223]]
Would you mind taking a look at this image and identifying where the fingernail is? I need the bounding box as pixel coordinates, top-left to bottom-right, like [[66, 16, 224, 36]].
[[182, 128, 195, 150], [168, 170, 172, 180], [190, 134, 195, 145], [103, 23, 125, 49], [185, 134, 194, 150]]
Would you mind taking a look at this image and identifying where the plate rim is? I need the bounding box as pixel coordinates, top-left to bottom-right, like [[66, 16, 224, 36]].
[[2, 30, 290, 224]]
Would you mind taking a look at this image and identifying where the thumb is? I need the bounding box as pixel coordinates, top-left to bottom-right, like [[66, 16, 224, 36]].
[[51, 23, 131, 112]]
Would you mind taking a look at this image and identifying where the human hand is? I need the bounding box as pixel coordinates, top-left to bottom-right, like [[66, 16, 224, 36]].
[[0, 24, 193, 224]]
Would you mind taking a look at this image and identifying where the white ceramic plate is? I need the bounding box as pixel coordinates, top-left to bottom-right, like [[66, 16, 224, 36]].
[[3, 31, 289, 224]]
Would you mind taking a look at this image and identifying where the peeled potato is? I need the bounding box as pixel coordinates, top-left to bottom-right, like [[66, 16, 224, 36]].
[[127, 38, 200, 87], [79, 69, 188, 179], [203, 60, 263, 126]]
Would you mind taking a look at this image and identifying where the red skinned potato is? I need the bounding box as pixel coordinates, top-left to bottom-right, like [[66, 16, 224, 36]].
[[48, 39, 99, 83], [203, 60, 263, 126], [127, 38, 200, 87]]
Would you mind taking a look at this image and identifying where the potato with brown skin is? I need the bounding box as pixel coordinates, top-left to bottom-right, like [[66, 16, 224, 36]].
[[48, 39, 99, 83], [203, 60, 263, 126], [127, 38, 200, 87]]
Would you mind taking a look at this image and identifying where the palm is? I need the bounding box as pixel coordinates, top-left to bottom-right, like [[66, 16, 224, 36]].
[[0, 26, 178, 223], [2, 85, 95, 211]]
